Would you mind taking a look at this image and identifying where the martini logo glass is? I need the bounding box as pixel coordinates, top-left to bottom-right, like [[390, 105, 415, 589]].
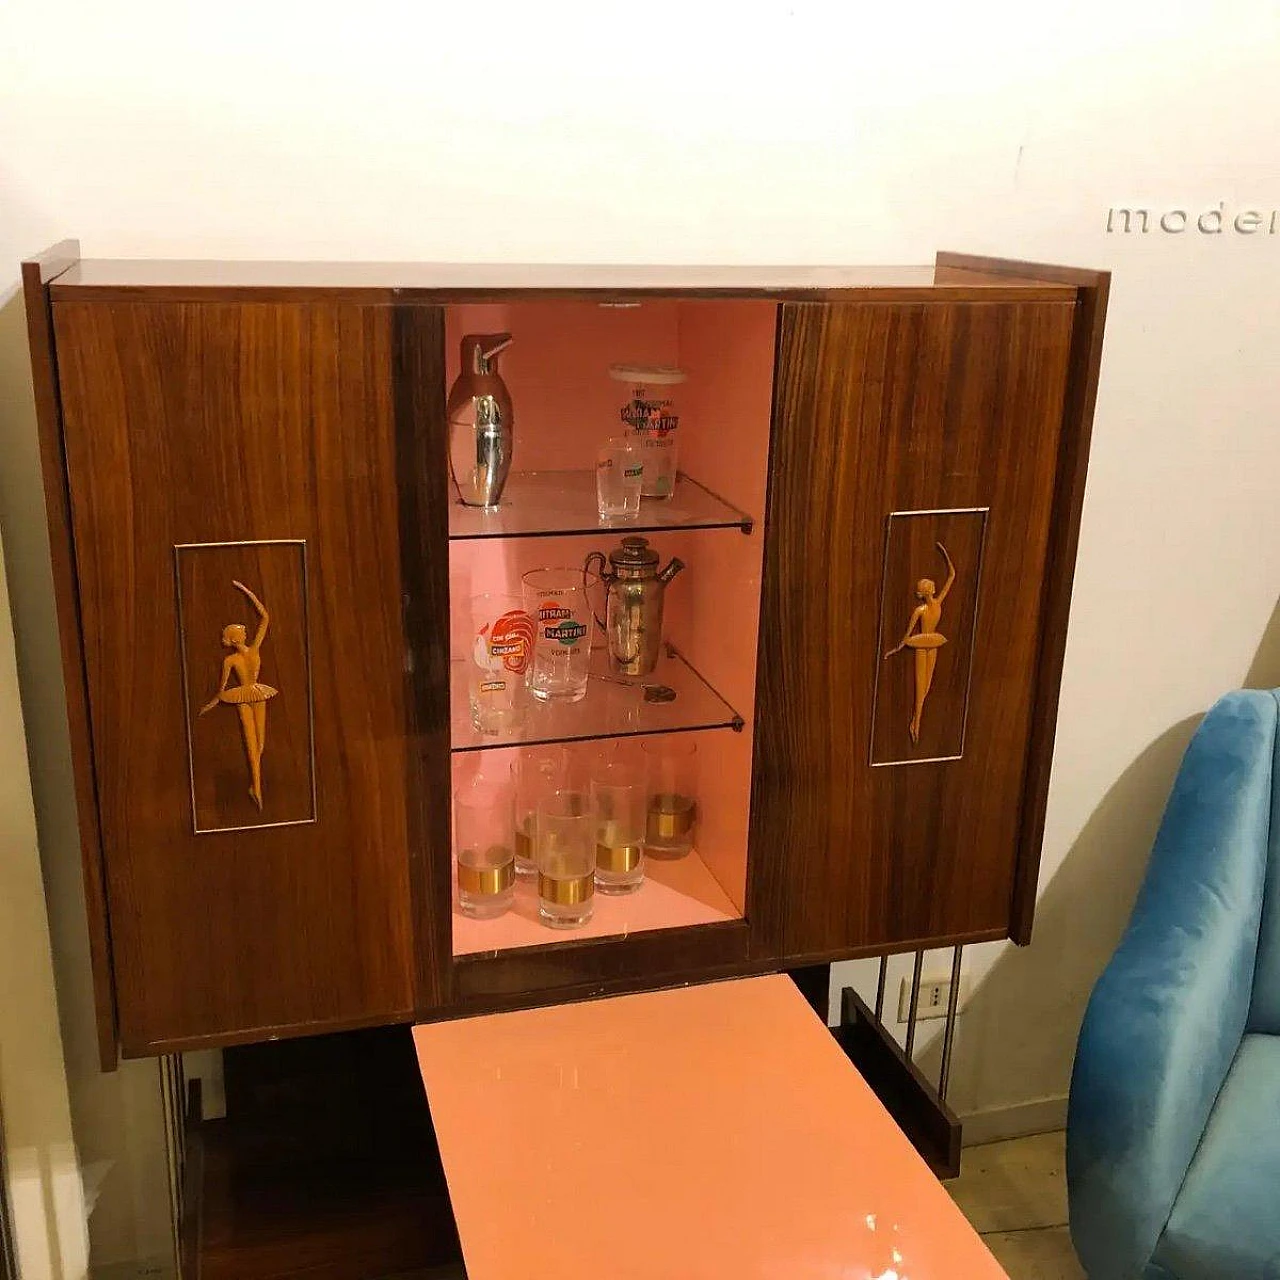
[[539, 601, 587, 647], [523, 568, 596, 703]]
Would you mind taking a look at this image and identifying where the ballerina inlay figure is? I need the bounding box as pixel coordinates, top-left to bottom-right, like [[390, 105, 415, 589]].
[[199, 580, 277, 809], [883, 542, 956, 745]]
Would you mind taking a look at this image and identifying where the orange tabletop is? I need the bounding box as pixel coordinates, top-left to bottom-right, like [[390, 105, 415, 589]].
[[414, 974, 1005, 1280]]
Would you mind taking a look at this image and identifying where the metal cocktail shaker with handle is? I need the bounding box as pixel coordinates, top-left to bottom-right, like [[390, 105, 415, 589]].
[[585, 536, 685, 677]]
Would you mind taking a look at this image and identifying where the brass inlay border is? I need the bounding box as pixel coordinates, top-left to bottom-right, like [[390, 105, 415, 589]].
[[868, 508, 989, 769], [174, 539, 318, 834]]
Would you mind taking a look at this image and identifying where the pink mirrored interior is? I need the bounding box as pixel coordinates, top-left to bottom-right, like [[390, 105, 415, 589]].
[[446, 300, 776, 955]]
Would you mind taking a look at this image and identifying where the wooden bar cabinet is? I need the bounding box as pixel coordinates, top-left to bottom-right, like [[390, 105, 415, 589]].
[[23, 246, 1107, 1068], [23, 245, 1107, 1278]]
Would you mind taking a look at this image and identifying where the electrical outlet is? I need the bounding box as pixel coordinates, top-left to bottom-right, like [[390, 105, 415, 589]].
[[897, 974, 969, 1022]]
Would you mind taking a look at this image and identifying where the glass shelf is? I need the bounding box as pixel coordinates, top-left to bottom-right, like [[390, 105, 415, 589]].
[[448, 471, 754, 540], [451, 849, 740, 957], [450, 645, 744, 753]]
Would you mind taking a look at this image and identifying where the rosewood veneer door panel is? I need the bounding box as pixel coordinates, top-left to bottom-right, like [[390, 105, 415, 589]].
[[749, 300, 1076, 960], [53, 300, 449, 1054]]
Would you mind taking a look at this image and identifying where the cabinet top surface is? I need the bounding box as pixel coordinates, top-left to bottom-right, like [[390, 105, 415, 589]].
[[46, 258, 1078, 301]]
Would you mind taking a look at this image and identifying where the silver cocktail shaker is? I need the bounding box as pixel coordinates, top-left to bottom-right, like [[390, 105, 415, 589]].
[[447, 333, 514, 507], [585, 537, 685, 677]]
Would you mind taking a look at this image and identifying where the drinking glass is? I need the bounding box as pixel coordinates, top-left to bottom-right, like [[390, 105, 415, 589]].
[[591, 759, 646, 895], [642, 737, 698, 859], [522, 567, 596, 703], [453, 771, 515, 918], [467, 593, 533, 733], [536, 789, 595, 928], [511, 745, 568, 881], [634, 428, 678, 499], [596, 436, 643, 519]]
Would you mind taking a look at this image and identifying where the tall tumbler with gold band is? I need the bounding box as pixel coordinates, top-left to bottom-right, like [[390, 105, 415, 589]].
[[536, 789, 595, 929], [591, 758, 646, 895], [642, 737, 698, 859], [511, 745, 567, 881], [454, 771, 516, 918]]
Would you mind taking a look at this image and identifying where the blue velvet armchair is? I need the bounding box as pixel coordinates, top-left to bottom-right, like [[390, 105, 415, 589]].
[[1068, 689, 1280, 1280]]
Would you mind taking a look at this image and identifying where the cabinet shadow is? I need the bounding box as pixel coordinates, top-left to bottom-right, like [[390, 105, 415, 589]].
[[913, 713, 1203, 1114]]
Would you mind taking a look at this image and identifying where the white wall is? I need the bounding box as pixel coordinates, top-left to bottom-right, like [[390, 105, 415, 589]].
[[0, 521, 89, 1280], [1, 0, 1278, 1265], [0, 293, 174, 1272]]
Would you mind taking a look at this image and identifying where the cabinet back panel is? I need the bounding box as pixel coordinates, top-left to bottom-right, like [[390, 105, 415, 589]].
[[443, 300, 681, 469], [749, 300, 1076, 957], [53, 301, 428, 1053]]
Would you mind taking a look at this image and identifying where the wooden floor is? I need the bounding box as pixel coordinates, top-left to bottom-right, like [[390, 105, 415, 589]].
[[945, 1132, 1085, 1279]]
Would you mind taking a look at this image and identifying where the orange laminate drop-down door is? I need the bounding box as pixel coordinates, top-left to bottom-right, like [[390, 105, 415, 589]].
[[414, 975, 1007, 1279]]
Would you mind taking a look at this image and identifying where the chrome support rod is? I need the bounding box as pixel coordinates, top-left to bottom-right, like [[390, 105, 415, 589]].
[[874, 955, 889, 1022], [159, 1057, 177, 1239], [938, 945, 965, 1101], [159, 1054, 186, 1280], [903, 949, 925, 1058]]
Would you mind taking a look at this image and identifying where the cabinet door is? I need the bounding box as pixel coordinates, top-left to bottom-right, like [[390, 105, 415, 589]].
[[53, 300, 450, 1054], [748, 300, 1077, 961]]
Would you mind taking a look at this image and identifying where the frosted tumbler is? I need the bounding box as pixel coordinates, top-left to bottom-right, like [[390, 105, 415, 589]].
[[591, 759, 646, 895], [511, 745, 568, 881], [454, 772, 515, 918], [536, 789, 594, 929], [642, 737, 698, 859]]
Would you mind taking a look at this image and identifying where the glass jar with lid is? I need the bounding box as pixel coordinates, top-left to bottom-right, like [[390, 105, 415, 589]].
[[610, 363, 686, 499]]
